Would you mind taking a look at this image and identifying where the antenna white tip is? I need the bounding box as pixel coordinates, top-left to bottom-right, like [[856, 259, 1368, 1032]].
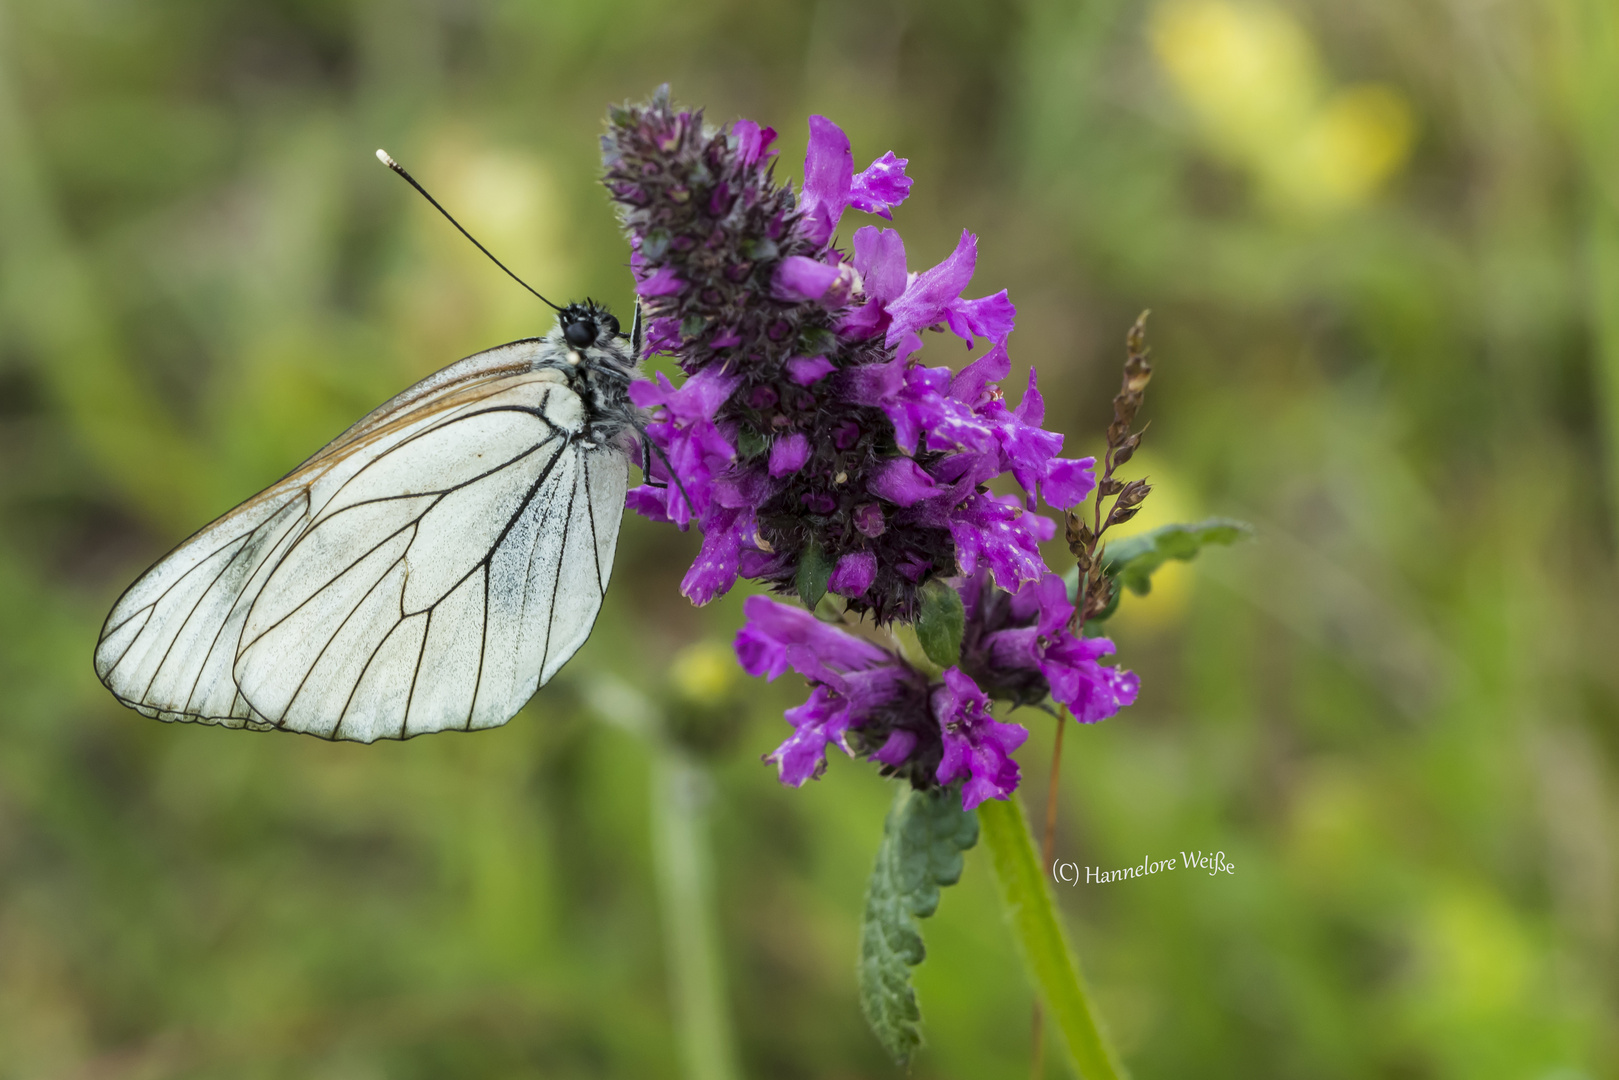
[[376, 149, 397, 168]]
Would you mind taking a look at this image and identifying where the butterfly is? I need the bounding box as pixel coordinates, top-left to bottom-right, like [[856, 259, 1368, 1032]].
[[93, 152, 647, 743]]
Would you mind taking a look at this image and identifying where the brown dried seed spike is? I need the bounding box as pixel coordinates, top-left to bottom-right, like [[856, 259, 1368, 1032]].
[[1107, 505, 1142, 527], [1123, 357, 1152, 396], [1125, 310, 1151, 355], [1117, 479, 1151, 509]]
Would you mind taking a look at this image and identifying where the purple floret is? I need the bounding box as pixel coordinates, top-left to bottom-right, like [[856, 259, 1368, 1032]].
[[932, 667, 1029, 810]]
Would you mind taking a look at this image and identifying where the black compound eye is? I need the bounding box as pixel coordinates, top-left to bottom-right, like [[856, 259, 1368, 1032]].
[[563, 320, 596, 347], [599, 313, 620, 337]]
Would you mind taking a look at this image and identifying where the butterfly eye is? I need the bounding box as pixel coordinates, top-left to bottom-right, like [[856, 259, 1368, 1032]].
[[563, 320, 596, 347], [599, 314, 620, 337]]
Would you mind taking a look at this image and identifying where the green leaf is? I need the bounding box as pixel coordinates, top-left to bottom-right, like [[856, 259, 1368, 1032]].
[[795, 542, 834, 610], [978, 796, 1128, 1080], [1103, 517, 1252, 596], [734, 428, 769, 460], [1065, 517, 1252, 627], [858, 786, 980, 1066], [798, 326, 838, 357], [915, 579, 965, 668]]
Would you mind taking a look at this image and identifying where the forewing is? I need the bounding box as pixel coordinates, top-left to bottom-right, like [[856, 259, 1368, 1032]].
[[95, 339, 626, 739]]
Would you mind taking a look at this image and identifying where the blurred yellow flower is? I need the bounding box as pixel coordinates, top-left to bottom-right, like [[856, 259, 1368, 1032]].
[[1150, 0, 1414, 213], [669, 640, 742, 706]]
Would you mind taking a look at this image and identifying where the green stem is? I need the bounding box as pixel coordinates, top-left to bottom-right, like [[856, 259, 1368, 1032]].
[[650, 745, 742, 1080], [978, 795, 1128, 1080]]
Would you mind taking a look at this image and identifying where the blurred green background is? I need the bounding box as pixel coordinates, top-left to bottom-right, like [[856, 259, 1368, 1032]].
[[2, 0, 1617, 1076]]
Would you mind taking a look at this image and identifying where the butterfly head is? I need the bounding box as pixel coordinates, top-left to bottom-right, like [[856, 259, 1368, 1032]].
[[559, 301, 623, 350]]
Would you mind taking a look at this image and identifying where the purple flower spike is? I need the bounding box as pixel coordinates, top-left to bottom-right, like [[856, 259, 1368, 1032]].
[[606, 90, 1142, 805], [932, 668, 1028, 810]]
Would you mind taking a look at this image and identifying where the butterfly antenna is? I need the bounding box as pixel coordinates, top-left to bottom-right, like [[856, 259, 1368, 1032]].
[[375, 149, 561, 312]]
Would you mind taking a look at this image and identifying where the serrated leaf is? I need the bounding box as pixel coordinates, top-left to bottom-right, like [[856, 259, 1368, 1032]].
[[915, 579, 965, 668], [858, 786, 980, 1066], [1104, 517, 1252, 596], [795, 542, 834, 610], [1064, 517, 1252, 628]]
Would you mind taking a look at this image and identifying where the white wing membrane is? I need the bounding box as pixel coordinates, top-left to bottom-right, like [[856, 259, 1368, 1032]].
[[94, 339, 630, 742]]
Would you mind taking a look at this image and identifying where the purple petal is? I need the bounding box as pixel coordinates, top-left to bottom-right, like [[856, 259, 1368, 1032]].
[[851, 226, 909, 305], [848, 152, 913, 218], [767, 686, 854, 786], [1042, 457, 1097, 510], [709, 326, 743, 349], [930, 667, 1027, 810], [1013, 366, 1046, 427], [883, 230, 979, 348], [943, 289, 1016, 346], [730, 119, 778, 166], [829, 551, 877, 597], [733, 594, 892, 684], [799, 115, 853, 246], [853, 502, 886, 538], [948, 492, 1050, 589], [645, 316, 682, 355], [869, 457, 939, 507], [769, 432, 811, 476], [625, 484, 673, 524], [680, 506, 750, 605], [871, 728, 917, 766], [786, 355, 836, 385], [1042, 635, 1140, 723], [949, 343, 1011, 406], [772, 255, 842, 303], [636, 265, 686, 298]]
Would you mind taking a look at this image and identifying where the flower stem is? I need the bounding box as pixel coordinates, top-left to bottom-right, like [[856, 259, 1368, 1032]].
[[1030, 709, 1069, 1078], [651, 745, 743, 1080], [979, 794, 1128, 1080]]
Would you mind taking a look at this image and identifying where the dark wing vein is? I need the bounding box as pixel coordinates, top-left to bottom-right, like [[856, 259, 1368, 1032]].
[[538, 442, 580, 681], [270, 528, 415, 729]]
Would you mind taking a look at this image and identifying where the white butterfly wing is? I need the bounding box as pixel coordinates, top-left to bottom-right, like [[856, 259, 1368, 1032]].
[[94, 339, 628, 741]]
